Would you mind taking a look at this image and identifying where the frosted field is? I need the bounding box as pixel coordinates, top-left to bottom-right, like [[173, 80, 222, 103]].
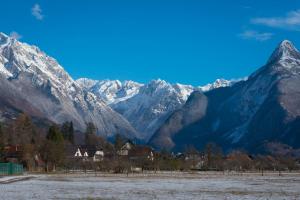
[[1, 172, 300, 200]]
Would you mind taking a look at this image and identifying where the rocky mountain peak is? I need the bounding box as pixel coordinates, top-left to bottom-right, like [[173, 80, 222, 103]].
[[76, 78, 143, 105], [149, 39, 300, 152], [148, 79, 168, 87], [0, 32, 138, 139], [198, 78, 233, 92], [279, 40, 296, 51], [268, 40, 300, 64]]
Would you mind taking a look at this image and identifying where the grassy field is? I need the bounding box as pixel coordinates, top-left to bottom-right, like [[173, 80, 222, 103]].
[[1, 172, 300, 200]]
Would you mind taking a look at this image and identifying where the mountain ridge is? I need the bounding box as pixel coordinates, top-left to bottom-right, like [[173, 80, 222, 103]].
[[0, 32, 138, 139], [77, 77, 235, 141], [149, 40, 300, 152]]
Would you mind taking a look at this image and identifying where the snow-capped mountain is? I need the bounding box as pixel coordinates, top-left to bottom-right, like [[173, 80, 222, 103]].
[[76, 78, 143, 105], [198, 78, 233, 92], [112, 79, 195, 140], [149, 40, 300, 152], [77, 77, 238, 141], [76, 78, 235, 106], [77, 78, 195, 141], [0, 32, 137, 139]]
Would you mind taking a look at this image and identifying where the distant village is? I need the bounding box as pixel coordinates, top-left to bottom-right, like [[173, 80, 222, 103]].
[[1, 114, 300, 175]]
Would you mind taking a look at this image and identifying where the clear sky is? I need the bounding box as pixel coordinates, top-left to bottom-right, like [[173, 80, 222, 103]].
[[1, 0, 300, 85]]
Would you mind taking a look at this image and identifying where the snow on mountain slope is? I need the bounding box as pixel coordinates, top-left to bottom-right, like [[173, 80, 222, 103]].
[[77, 78, 237, 105], [149, 40, 300, 152], [198, 79, 234, 92], [77, 77, 238, 141], [111, 79, 195, 141], [76, 78, 143, 105], [77, 78, 196, 141], [0, 32, 138, 139]]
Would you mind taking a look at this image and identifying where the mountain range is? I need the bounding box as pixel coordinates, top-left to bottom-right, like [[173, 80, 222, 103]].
[[0, 32, 231, 141], [1, 31, 299, 153], [149, 40, 300, 152], [76, 78, 232, 141]]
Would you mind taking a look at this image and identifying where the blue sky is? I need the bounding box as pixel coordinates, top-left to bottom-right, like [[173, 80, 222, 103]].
[[1, 0, 300, 85]]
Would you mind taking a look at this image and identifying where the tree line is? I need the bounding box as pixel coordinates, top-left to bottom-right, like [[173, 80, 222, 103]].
[[0, 113, 299, 174]]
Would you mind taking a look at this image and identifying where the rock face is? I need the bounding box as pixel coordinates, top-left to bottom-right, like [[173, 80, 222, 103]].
[[77, 77, 237, 141], [198, 78, 234, 92], [149, 40, 300, 152], [0, 32, 138, 139], [112, 80, 195, 141], [77, 78, 195, 141], [76, 78, 143, 105]]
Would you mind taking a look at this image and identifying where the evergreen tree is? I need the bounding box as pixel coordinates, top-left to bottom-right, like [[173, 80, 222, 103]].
[[47, 125, 64, 143], [61, 122, 70, 140], [68, 121, 74, 144], [85, 122, 97, 135], [85, 122, 97, 145], [41, 125, 65, 172], [61, 121, 74, 144]]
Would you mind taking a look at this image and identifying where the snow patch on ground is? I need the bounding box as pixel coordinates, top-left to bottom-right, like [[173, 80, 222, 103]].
[[1, 173, 300, 200]]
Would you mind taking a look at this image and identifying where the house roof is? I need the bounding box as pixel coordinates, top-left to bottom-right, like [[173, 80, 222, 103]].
[[66, 144, 104, 157], [120, 142, 133, 150], [129, 146, 153, 157], [4, 145, 22, 158]]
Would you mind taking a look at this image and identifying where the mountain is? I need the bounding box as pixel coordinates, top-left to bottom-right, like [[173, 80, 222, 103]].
[[0, 32, 138, 139], [112, 79, 195, 141], [76, 78, 234, 106], [149, 40, 300, 152], [198, 78, 233, 92], [76, 78, 195, 141], [77, 78, 236, 141], [76, 78, 143, 105]]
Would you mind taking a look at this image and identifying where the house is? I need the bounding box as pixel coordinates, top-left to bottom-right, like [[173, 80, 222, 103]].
[[184, 152, 206, 170], [3, 145, 44, 171], [128, 146, 154, 162], [117, 142, 133, 156], [67, 145, 105, 162], [33, 154, 45, 171], [93, 149, 105, 162], [3, 145, 22, 163]]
